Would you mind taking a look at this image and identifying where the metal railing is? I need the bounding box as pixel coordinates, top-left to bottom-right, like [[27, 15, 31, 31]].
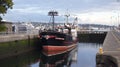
[[0, 30, 39, 36]]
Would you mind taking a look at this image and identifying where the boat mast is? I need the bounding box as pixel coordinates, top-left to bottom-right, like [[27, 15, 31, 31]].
[[64, 12, 72, 35], [48, 11, 58, 31], [64, 14, 70, 24]]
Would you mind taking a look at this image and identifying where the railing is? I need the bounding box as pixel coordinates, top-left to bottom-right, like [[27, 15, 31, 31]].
[[0, 29, 39, 36], [77, 30, 108, 34]]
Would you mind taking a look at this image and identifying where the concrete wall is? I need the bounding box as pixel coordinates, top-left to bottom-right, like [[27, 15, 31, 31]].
[[0, 34, 39, 59], [77, 32, 107, 43], [0, 34, 36, 42], [96, 54, 118, 67]]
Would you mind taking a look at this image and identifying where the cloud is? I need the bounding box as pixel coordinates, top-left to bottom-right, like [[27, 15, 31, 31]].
[[2, 0, 120, 25], [77, 11, 119, 25], [11, 7, 47, 14]]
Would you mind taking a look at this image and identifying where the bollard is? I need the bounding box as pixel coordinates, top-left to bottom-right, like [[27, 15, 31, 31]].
[[99, 47, 103, 54]]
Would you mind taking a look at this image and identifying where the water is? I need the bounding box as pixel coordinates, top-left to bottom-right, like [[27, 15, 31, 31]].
[[0, 43, 102, 67], [74, 43, 102, 67]]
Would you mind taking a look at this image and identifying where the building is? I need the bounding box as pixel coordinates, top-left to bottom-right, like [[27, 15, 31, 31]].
[[12, 22, 36, 34]]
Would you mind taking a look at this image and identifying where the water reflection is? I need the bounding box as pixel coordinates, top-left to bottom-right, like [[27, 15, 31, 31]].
[[0, 43, 102, 67], [77, 43, 102, 67], [0, 50, 41, 67], [39, 47, 78, 67]]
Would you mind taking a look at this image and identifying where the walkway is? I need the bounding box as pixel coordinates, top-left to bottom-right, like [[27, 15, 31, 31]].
[[102, 31, 120, 67]]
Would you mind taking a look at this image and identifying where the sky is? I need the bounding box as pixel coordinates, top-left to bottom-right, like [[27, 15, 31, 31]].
[[1, 0, 120, 25]]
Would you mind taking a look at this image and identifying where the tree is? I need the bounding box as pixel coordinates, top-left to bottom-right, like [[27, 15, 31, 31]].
[[0, 0, 13, 32], [0, 0, 13, 21]]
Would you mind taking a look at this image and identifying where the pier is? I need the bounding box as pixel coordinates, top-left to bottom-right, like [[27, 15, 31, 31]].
[[96, 31, 120, 67]]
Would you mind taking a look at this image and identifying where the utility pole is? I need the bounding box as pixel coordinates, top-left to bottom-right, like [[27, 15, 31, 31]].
[[116, 0, 120, 28]]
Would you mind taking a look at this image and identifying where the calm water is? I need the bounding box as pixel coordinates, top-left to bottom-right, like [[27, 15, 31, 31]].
[[0, 43, 102, 67]]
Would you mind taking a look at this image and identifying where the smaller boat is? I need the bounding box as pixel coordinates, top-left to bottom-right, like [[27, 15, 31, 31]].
[[38, 11, 78, 56]]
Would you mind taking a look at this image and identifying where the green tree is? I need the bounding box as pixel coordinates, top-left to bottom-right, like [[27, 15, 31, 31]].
[[0, 0, 13, 32], [0, 0, 13, 21]]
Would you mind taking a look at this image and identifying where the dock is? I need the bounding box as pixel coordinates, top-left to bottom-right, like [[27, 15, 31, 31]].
[[96, 31, 120, 67]]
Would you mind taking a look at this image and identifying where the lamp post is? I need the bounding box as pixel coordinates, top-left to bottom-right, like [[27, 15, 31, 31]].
[[116, 0, 120, 29]]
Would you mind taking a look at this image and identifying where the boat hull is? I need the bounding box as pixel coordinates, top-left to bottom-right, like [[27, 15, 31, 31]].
[[42, 44, 77, 56], [39, 31, 78, 56]]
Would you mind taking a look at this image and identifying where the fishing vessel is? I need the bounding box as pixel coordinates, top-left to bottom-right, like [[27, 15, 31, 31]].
[[38, 11, 78, 56]]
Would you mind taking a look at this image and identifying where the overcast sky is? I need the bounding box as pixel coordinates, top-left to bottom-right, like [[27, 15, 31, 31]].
[[1, 0, 120, 25]]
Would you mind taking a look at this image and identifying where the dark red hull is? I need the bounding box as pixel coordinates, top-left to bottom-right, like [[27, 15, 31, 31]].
[[39, 31, 78, 56], [42, 44, 77, 56]]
